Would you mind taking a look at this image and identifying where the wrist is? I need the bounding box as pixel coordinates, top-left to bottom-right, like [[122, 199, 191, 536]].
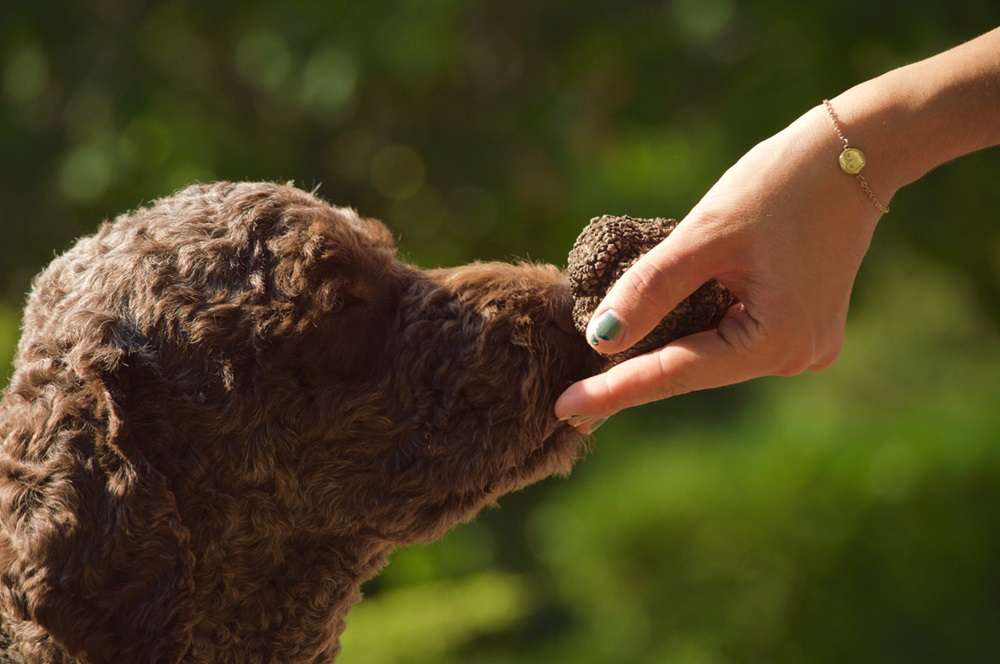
[[828, 76, 927, 198], [773, 101, 896, 220], [829, 28, 1000, 196]]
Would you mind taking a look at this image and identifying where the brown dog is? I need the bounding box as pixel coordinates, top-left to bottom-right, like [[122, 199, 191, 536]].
[[0, 182, 600, 663]]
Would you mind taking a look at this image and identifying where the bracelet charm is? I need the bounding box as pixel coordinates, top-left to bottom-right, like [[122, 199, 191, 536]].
[[838, 146, 866, 175], [822, 99, 890, 214]]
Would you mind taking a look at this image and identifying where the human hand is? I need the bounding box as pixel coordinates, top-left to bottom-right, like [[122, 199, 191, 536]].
[[555, 104, 892, 426], [557, 27, 1000, 429]]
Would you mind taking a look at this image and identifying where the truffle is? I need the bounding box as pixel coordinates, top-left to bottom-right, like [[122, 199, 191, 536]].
[[567, 214, 736, 362]]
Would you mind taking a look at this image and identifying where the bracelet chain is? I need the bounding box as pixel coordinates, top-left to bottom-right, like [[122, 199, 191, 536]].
[[822, 99, 891, 215]]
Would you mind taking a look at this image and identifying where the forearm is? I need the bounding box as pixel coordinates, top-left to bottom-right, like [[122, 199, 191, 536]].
[[830, 27, 1000, 198]]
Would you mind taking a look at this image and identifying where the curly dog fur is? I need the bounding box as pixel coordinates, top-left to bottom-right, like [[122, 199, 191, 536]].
[[0, 182, 600, 663]]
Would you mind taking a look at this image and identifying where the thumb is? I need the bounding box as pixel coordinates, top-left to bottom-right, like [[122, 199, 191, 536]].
[[585, 216, 725, 356]]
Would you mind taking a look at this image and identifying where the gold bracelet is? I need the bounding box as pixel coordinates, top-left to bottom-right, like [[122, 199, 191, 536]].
[[821, 99, 890, 214]]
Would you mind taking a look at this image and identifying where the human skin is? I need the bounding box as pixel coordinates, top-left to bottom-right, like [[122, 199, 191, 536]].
[[555, 27, 1000, 426]]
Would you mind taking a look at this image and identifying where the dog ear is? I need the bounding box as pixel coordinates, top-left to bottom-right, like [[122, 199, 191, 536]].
[[0, 348, 196, 663]]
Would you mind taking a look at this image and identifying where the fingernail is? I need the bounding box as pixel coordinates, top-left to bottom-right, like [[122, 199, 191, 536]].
[[566, 415, 609, 434], [587, 310, 622, 347]]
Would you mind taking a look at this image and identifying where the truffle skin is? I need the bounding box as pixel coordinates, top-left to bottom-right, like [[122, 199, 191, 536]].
[[567, 215, 736, 363]]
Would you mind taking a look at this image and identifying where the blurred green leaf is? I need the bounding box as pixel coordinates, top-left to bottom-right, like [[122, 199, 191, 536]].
[[339, 572, 535, 664]]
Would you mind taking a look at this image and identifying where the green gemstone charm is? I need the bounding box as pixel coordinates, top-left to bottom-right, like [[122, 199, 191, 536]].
[[838, 147, 866, 175]]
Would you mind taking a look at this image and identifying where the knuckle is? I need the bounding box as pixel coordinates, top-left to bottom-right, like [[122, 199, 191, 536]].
[[717, 309, 815, 376], [809, 357, 834, 372], [773, 337, 815, 376], [596, 369, 627, 415], [621, 259, 668, 306], [766, 316, 825, 376], [810, 339, 844, 372], [716, 309, 763, 356], [655, 349, 688, 399], [776, 354, 812, 377], [656, 349, 683, 399]]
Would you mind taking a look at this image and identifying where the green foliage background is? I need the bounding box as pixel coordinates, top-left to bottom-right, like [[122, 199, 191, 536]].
[[2, 2, 999, 662]]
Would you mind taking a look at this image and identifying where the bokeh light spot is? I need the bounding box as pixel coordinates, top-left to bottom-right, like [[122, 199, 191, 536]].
[[2, 45, 49, 103], [371, 144, 426, 200], [235, 29, 292, 92], [391, 187, 448, 243], [672, 0, 734, 41], [124, 116, 173, 166], [300, 48, 358, 114], [58, 144, 114, 203]]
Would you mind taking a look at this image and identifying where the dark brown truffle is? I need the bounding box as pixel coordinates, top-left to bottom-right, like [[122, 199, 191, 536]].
[[567, 214, 735, 362]]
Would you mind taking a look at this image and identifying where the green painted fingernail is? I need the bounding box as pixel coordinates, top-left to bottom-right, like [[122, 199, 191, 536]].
[[590, 310, 622, 345]]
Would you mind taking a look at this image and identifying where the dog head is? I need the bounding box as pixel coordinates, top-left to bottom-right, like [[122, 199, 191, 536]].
[[0, 181, 599, 661]]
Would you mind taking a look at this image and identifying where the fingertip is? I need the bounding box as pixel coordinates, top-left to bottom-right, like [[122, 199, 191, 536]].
[[554, 383, 581, 420], [555, 377, 607, 420], [585, 308, 628, 354], [556, 369, 624, 421]]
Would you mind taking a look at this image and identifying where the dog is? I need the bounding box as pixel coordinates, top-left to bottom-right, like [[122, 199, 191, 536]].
[[0, 182, 600, 663]]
